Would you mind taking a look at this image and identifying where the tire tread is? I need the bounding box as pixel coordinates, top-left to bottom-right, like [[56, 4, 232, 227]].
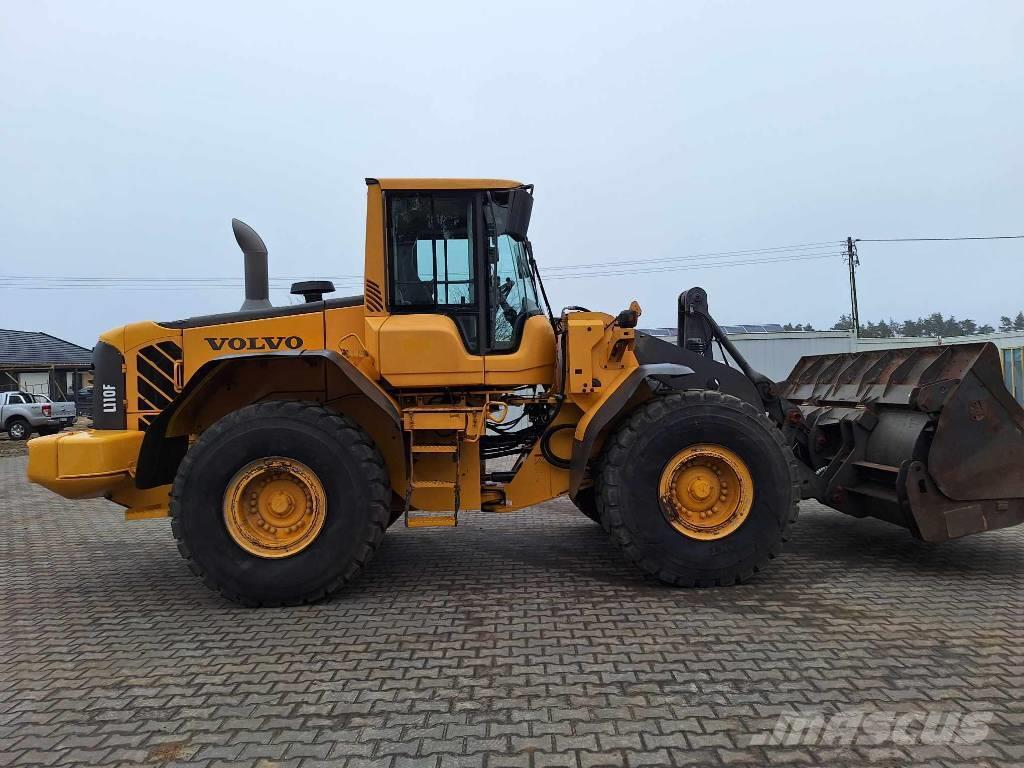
[[170, 401, 391, 607], [596, 390, 800, 587]]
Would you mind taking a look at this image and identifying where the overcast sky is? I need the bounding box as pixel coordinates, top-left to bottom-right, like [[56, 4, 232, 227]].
[[2, 2, 1022, 346]]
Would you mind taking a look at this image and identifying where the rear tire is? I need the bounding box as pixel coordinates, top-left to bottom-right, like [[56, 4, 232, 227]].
[[6, 419, 30, 441], [170, 401, 391, 606], [597, 390, 799, 586]]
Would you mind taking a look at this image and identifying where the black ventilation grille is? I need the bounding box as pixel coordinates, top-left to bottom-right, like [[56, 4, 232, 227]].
[[365, 280, 384, 312], [135, 340, 182, 429]]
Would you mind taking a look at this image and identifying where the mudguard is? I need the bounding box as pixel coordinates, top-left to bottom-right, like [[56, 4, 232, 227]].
[[567, 333, 772, 497], [568, 363, 693, 496], [135, 350, 400, 489]]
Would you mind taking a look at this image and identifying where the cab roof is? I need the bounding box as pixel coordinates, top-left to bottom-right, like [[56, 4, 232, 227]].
[[368, 178, 524, 191]]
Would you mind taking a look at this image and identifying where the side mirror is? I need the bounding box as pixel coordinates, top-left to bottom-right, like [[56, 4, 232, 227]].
[[504, 186, 533, 241], [488, 186, 534, 241]]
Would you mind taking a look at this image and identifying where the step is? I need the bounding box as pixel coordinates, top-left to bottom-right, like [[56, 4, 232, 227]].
[[406, 513, 457, 528], [411, 444, 459, 454], [404, 405, 480, 413], [404, 411, 470, 431], [411, 479, 457, 489]]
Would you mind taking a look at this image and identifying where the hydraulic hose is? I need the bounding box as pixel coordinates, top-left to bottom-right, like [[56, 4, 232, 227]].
[[539, 423, 574, 469]]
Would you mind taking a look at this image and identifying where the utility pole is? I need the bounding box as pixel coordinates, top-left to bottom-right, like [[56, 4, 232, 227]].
[[846, 236, 860, 337]]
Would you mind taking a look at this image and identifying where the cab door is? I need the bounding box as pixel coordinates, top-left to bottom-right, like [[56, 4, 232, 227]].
[[481, 228, 555, 387], [376, 191, 486, 387], [375, 187, 554, 389]]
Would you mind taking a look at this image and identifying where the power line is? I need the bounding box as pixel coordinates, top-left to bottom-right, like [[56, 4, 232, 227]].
[[856, 235, 1024, 243], [0, 277, 365, 291], [2, 233, 1020, 291], [0, 285, 356, 292], [542, 241, 845, 271], [545, 248, 843, 278], [842, 233, 1024, 332], [0, 275, 364, 284], [0, 240, 846, 290], [0, 242, 845, 283], [544, 251, 843, 280]]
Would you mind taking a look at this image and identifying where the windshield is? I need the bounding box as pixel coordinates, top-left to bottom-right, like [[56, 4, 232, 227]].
[[489, 234, 540, 349], [485, 194, 541, 351]]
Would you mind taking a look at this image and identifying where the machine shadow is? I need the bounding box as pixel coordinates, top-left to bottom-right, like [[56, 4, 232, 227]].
[[782, 505, 1024, 580], [25, 501, 1017, 613]]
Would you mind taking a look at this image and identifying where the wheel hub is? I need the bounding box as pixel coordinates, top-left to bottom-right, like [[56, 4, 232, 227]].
[[223, 457, 326, 558], [658, 443, 754, 540]]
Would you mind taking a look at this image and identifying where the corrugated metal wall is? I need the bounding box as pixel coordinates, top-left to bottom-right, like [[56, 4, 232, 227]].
[[644, 329, 1024, 384], [1002, 347, 1024, 404], [716, 332, 854, 380]]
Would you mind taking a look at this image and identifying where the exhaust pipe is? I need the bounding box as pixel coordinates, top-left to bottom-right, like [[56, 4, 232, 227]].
[[232, 218, 272, 311]]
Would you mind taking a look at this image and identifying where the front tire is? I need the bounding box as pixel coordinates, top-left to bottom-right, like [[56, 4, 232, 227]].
[[6, 419, 30, 440], [597, 390, 799, 587], [572, 486, 601, 524], [170, 401, 390, 606]]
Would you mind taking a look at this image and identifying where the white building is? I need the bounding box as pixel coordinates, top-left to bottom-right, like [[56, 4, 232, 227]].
[[640, 326, 1024, 402]]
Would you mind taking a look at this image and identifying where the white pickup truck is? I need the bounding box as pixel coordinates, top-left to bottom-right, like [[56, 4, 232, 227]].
[[0, 391, 77, 440]]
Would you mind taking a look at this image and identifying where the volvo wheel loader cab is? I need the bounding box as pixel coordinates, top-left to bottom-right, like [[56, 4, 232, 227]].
[[25, 178, 1024, 606]]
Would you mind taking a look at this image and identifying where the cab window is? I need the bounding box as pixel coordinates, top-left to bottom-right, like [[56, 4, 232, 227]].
[[389, 194, 475, 307], [484, 190, 541, 352], [387, 193, 480, 351], [489, 234, 539, 350]]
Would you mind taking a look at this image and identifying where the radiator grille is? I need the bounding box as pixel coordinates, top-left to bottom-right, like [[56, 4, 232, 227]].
[[135, 340, 182, 429]]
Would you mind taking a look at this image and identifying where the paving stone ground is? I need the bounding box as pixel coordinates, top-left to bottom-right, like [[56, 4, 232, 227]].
[[0, 437, 29, 461], [1, 454, 1021, 768]]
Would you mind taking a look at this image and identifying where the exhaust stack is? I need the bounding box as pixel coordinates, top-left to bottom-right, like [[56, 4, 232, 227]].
[[232, 218, 272, 311]]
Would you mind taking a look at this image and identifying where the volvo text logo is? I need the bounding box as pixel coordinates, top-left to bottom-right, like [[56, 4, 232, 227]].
[[204, 336, 303, 352]]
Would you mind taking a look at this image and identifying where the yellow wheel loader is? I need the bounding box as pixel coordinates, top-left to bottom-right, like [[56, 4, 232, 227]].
[[26, 179, 1024, 605]]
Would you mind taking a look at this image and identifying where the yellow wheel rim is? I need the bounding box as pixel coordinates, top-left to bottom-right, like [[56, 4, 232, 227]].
[[658, 443, 753, 541], [223, 457, 326, 559]]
